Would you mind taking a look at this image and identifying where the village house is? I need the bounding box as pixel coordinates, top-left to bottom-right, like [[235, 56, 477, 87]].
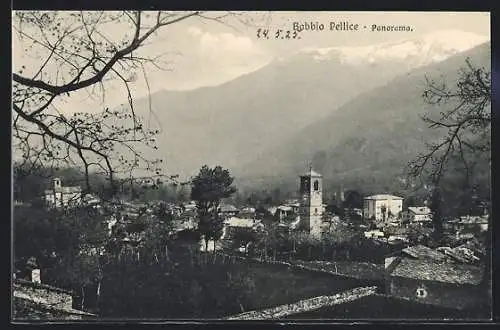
[[197, 215, 265, 253], [44, 178, 82, 208], [239, 206, 257, 219], [385, 245, 487, 310], [456, 215, 489, 233], [443, 215, 489, 241], [402, 206, 432, 226], [218, 204, 240, 218], [364, 229, 385, 239], [221, 217, 263, 236], [285, 201, 301, 214], [241, 206, 256, 213], [276, 205, 295, 220], [363, 194, 403, 226]]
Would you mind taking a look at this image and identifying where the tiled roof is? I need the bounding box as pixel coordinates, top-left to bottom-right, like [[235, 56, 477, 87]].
[[301, 168, 322, 177], [390, 258, 483, 285], [224, 217, 256, 228], [219, 204, 239, 212], [458, 215, 488, 224], [364, 194, 403, 200], [402, 245, 448, 262], [436, 246, 481, 264]]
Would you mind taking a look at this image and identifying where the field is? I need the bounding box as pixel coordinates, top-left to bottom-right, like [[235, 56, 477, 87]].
[[283, 294, 491, 320], [99, 255, 376, 319], [223, 259, 373, 312]]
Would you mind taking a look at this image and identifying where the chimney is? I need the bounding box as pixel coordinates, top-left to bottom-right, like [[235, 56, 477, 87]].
[[31, 268, 41, 284]]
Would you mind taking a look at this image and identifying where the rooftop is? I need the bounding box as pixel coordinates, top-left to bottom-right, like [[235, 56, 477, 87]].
[[390, 258, 483, 285], [301, 167, 322, 178], [219, 204, 239, 213], [458, 215, 489, 224], [402, 245, 448, 262], [224, 217, 258, 228], [364, 194, 403, 201]]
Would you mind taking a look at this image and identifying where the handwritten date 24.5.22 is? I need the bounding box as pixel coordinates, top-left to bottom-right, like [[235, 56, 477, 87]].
[[256, 28, 301, 39]]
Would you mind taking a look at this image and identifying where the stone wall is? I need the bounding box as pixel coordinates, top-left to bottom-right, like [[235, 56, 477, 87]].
[[225, 286, 378, 320], [218, 252, 373, 281]]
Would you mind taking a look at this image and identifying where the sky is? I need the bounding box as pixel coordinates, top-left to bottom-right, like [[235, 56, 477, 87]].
[[12, 11, 490, 115]]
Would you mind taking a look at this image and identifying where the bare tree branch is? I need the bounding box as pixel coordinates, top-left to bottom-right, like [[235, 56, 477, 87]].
[[408, 57, 491, 186]]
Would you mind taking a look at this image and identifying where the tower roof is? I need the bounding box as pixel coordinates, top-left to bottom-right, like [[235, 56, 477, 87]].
[[364, 194, 403, 200], [301, 167, 322, 178]]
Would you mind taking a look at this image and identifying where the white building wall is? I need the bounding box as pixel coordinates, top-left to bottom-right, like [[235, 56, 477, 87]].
[[364, 198, 403, 222], [414, 214, 431, 222], [45, 191, 82, 208]]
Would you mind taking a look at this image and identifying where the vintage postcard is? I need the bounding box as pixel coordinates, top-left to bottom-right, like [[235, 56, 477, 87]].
[[11, 11, 491, 322]]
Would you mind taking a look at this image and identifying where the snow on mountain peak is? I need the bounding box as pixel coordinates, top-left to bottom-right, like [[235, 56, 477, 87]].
[[289, 30, 489, 67], [421, 30, 489, 52]]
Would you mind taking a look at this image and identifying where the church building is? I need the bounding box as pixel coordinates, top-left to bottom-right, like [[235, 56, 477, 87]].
[[299, 167, 323, 238]]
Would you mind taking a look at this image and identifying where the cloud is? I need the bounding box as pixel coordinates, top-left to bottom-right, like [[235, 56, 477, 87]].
[[199, 32, 255, 55], [186, 26, 272, 69], [187, 26, 202, 37]]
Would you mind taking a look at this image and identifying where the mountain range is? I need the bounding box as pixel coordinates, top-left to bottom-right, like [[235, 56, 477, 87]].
[[237, 42, 490, 195], [127, 30, 490, 194]]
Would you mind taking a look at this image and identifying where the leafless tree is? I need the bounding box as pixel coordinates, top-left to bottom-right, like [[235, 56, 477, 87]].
[[12, 11, 258, 194], [408, 57, 491, 187], [408, 57, 491, 253]]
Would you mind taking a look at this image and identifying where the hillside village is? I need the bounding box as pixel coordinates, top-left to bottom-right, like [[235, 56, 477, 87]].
[[13, 166, 490, 320], [12, 10, 491, 322]]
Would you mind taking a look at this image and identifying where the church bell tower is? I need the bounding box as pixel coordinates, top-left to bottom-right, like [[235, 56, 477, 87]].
[[299, 166, 323, 238]]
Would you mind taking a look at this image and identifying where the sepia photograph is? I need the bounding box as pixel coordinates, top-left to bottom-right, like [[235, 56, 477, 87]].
[[11, 10, 491, 322]]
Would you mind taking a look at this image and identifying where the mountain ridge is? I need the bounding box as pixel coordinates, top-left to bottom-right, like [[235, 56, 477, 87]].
[[234, 41, 490, 194], [124, 36, 489, 186]]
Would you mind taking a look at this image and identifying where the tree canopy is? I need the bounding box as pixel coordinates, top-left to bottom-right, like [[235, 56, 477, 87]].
[[191, 165, 237, 248]]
